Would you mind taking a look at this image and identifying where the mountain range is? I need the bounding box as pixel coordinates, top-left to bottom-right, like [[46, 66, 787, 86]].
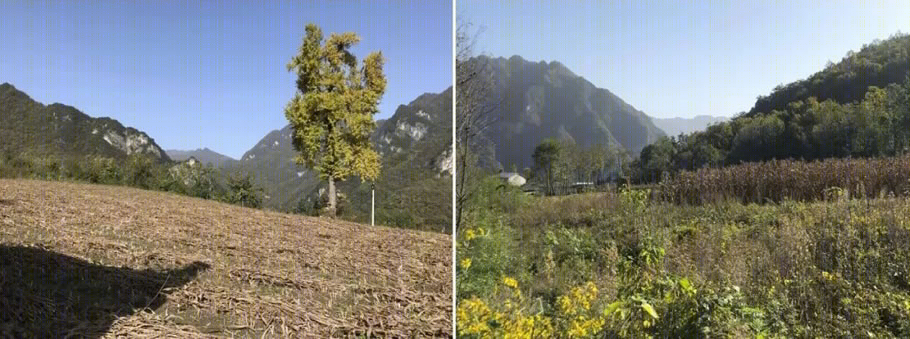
[[0, 81, 452, 231], [0, 83, 169, 162], [471, 55, 665, 170]]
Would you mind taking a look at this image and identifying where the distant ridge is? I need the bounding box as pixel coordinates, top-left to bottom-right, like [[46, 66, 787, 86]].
[[166, 148, 235, 167], [0, 83, 170, 162], [652, 115, 729, 137]]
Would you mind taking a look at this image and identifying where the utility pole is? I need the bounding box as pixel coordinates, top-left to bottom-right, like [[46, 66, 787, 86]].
[[371, 182, 375, 226]]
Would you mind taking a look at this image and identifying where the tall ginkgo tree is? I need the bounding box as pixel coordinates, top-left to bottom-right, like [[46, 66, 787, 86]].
[[284, 23, 386, 217]]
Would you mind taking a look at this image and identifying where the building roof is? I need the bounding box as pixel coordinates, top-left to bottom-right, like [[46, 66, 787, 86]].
[[499, 172, 521, 179]]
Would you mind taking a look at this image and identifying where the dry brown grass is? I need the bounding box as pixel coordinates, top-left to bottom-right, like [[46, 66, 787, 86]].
[[664, 154, 910, 205], [0, 179, 451, 338], [511, 192, 619, 229]]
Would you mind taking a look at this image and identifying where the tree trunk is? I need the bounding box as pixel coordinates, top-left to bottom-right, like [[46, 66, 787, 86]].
[[546, 168, 553, 196], [456, 145, 468, 229], [327, 177, 337, 217]]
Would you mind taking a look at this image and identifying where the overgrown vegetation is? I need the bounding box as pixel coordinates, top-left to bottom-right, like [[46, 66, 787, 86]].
[[457, 178, 910, 337], [224, 171, 264, 208], [0, 152, 263, 209], [293, 156, 451, 233]]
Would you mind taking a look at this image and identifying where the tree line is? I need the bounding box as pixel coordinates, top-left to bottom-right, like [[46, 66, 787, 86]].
[[633, 76, 910, 184], [529, 139, 632, 195], [0, 152, 264, 208]]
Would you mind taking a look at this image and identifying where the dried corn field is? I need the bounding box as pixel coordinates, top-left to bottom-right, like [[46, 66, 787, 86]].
[[0, 179, 452, 338], [663, 154, 910, 205]]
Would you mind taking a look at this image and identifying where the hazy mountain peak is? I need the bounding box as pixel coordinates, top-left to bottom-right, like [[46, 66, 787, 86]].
[[651, 115, 729, 137], [547, 60, 576, 78], [166, 148, 235, 167], [471, 55, 664, 169]]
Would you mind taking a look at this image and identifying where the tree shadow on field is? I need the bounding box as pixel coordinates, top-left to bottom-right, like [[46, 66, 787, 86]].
[[0, 244, 209, 338]]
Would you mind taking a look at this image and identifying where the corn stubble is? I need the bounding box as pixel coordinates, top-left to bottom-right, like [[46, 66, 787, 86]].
[[664, 154, 910, 205], [0, 179, 451, 338]]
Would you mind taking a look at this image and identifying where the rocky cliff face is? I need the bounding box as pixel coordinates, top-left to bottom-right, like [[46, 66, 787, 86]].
[[0, 83, 170, 162], [373, 87, 452, 163], [99, 125, 165, 158], [433, 145, 454, 176]]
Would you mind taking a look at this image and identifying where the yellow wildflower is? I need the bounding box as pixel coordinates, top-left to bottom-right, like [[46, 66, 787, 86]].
[[460, 258, 472, 270], [567, 315, 606, 338], [503, 276, 519, 289], [456, 297, 500, 337], [465, 229, 476, 241], [559, 281, 598, 316], [503, 313, 554, 339]]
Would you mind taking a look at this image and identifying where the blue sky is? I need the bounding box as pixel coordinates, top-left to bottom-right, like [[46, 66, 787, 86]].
[[459, 0, 910, 119], [0, 1, 452, 159]]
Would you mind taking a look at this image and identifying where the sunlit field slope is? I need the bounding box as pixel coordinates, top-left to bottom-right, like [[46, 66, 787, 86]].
[[0, 179, 451, 338]]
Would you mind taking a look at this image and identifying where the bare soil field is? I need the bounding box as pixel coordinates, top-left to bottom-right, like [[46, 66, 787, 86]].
[[0, 179, 451, 338]]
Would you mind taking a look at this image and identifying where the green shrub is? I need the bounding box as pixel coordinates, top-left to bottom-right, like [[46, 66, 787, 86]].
[[0, 152, 240, 208], [124, 154, 155, 189], [457, 207, 523, 301], [74, 156, 122, 184], [224, 172, 263, 208]]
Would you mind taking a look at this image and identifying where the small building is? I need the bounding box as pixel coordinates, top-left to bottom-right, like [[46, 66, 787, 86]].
[[498, 172, 527, 187]]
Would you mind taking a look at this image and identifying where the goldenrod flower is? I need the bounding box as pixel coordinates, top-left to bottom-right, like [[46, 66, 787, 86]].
[[456, 297, 499, 336], [460, 258, 472, 270], [465, 229, 476, 241]]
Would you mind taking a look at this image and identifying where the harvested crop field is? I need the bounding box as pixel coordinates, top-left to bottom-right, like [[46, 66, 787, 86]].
[[0, 179, 452, 338]]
